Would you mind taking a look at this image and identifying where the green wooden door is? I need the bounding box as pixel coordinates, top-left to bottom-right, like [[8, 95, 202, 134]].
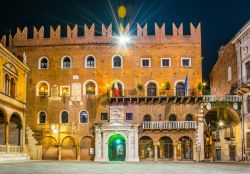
[[108, 134, 126, 161]]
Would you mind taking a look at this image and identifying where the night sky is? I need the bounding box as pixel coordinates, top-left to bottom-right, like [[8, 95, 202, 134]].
[[0, 0, 249, 80]]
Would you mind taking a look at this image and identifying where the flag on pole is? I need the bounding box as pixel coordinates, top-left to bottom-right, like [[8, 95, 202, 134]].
[[113, 80, 120, 97], [184, 75, 188, 96]]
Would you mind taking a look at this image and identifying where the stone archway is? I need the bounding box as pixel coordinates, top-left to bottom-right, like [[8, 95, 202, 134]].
[[139, 136, 154, 159], [61, 136, 76, 160], [108, 134, 126, 161], [80, 136, 94, 160], [159, 136, 173, 159], [0, 110, 6, 145], [204, 106, 241, 161], [9, 113, 22, 146], [42, 136, 58, 160], [178, 136, 193, 160]]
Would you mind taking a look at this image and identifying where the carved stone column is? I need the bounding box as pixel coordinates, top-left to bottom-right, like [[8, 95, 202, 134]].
[[94, 126, 102, 161], [5, 122, 9, 153]]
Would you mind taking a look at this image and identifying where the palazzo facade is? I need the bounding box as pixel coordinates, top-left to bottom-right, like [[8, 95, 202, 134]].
[[0, 22, 204, 161]]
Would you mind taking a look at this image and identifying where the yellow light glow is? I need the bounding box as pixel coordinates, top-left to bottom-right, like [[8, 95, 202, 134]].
[[118, 6, 126, 19]]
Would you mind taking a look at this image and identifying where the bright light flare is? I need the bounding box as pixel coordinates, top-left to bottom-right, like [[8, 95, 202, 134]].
[[218, 121, 224, 127], [118, 34, 130, 45]]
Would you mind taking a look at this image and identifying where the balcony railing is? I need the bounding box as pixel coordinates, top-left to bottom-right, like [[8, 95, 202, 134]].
[[0, 145, 22, 153], [142, 121, 197, 130], [107, 89, 201, 98], [203, 95, 242, 103], [232, 74, 250, 90]]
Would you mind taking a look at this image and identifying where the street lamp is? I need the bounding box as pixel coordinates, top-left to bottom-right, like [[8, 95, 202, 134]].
[[218, 120, 224, 127]]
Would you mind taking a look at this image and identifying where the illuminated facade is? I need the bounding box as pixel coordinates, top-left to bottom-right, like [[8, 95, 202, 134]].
[[1, 22, 205, 161], [0, 43, 30, 161]]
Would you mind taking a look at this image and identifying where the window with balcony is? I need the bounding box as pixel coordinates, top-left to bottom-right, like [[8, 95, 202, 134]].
[[141, 58, 151, 67], [143, 115, 151, 121], [147, 83, 157, 97], [186, 114, 193, 121], [85, 56, 95, 68], [176, 82, 185, 96], [169, 115, 177, 121], [80, 111, 88, 123], [61, 111, 69, 124]]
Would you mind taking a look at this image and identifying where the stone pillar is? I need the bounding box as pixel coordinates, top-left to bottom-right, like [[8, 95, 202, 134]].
[[197, 105, 205, 161], [76, 145, 80, 160], [193, 143, 197, 162], [94, 127, 102, 161], [173, 143, 177, 161], [154, 142, 158, 162], [102, 132, 109, 161], [58, 144, 62, 160], [5, 123, 9, 153]]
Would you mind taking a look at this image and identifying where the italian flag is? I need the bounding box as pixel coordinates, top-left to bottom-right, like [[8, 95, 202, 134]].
[[113, 80, 120, 97]]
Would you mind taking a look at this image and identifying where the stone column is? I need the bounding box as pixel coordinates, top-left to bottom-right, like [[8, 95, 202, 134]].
[[5, 122, 9, 153], [173, 143, 177, 161], [193, 143, 197, 162], [102, 132, 109, 161], [154, 142, 158, 162], [197, 105, 205, 161], [58, 144, 62, 160], [76, 145, 80, 160], [94, 127, 102, 161]]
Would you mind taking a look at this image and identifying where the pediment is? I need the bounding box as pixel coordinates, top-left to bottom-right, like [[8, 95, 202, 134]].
[[101, 121, 132, 128]]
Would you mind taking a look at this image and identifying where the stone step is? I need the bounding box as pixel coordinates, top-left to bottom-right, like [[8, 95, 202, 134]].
[[0, 153, 30, 161]]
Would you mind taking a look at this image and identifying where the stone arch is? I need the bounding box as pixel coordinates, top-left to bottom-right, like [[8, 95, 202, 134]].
[[159, 136, 173, 159], [61, 136, 76, 160], [108, 134, 126, 161], [139, 136, 154, 159], [185, 113, 194, 121], [42, 136, 58, 160], [0, 109, 7, 145], [80, 136, 94, 160], [204, 106, 240, 130], [9, 113, 22, 146], [178, 136, 193, 160]]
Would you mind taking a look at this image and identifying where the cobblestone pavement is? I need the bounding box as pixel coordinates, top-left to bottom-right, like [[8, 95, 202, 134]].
[[0, 161, 250, 174]]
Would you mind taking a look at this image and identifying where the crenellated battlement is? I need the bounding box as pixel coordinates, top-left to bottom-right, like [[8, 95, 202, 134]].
[[0, 23, 201, 47]]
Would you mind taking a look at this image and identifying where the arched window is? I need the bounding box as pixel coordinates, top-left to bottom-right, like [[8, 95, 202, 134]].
[[39, 57, 48, 69], [111, 81, 123, 97], [62, 56, 71, 68], [176, 82, 185, 96], [38, 82, 49, 96], [143, 115, 152, 121], [169, 115, 177, 121], [38, 111, 47, 124], [85, 82, 96, 96], [10, 78, 16, 98], [186, 114, 193, 121], [80, 111, 88, 123], [112, 55, 122, 68], [147, 83, 157, 96], [61, 111, 69, 124], [85, 56, 95, 68], [4, 74, 10, 95]]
